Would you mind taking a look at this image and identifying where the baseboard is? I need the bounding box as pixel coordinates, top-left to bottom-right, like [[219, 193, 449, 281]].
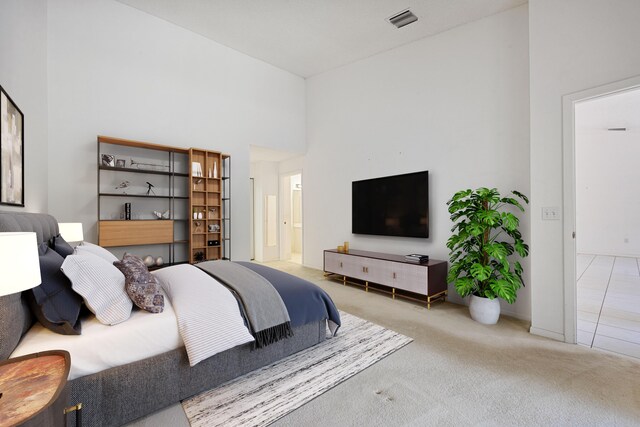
[[529, 326, 565, 342]]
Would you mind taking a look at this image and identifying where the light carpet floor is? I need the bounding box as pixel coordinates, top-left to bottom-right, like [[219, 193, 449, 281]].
[[128, 261, 640, 427], [182, 312, 412, 426]]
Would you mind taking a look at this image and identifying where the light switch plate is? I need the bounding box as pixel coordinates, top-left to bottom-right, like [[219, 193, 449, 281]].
[[542, 207, 561, 220]]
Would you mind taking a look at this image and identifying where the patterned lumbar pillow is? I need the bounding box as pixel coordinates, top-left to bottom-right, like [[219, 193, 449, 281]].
[[113, 254, 164, 314]]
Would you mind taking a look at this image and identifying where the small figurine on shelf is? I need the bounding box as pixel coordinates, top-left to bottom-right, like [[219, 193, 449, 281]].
[[194, 221, 202, 233], [153, 210, 170, 220], [115, 181, 131, 194], [145, 182, 156, 196], [102, 154, 115, 167], [208, 207, 217, 219], [131, 158, 170, 171]]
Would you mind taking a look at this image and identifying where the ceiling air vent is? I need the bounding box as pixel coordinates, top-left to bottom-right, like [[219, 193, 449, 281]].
[[388, 9, 418, 29]]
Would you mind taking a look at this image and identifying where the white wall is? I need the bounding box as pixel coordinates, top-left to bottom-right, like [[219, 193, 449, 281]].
[[305, 6, 531, 319], [576, 127, 640, 257], [46, 0, 306, 260], [529, 0, 640, 340], [0, 0, 48, 213]]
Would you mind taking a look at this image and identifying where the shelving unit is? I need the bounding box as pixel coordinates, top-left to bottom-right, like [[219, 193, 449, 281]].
[[189, 148, 226, 263], [222, 154, 231, 260], [97, 135, 190, 264]]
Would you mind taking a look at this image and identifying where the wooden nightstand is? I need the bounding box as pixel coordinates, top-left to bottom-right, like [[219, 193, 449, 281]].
[[0, 350, 78, 427]]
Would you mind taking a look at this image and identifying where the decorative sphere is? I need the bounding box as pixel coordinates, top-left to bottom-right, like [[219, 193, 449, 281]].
[[155, 256, 164, 266], [143, 255, 154, 267]]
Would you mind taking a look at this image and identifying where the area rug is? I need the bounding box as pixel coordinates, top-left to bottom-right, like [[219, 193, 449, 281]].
[[181, 311, 412, 427]]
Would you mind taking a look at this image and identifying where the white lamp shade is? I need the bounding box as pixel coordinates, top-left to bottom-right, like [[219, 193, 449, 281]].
[[0, 232, 42, 297], [58, 222, 84, 243]]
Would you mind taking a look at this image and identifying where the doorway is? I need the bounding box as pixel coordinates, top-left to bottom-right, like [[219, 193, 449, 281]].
[[280, 172, 303, 264], [563, 76, 640, 358]]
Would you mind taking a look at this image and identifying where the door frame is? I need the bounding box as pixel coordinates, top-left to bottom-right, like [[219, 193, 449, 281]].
[[279, 170, 303, 263], [562, 74, 640, 344], [249, 178, 255, 260]]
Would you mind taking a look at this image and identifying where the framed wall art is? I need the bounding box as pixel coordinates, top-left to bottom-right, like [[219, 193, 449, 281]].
[[0, 85, 24, 206]]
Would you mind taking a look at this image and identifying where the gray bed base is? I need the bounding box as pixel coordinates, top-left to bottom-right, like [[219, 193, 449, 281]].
[[0, 212, 326, 426]]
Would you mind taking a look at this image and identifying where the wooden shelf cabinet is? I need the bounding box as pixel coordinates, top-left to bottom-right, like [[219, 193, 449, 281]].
[[189, 149, 230, 263], [98, 220, 174, 247], [323, 249, 448, 308]]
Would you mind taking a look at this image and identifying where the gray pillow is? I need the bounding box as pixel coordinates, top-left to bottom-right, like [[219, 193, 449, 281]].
[[26, 243, 83, 335], [51, 234, 74, 258], [113, 255, 164, 313]]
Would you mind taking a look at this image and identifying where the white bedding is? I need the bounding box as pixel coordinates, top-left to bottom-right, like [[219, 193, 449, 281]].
[[10, 264, 256, 380], [154, 264, 255, 366], [11, 289, 182, 380]]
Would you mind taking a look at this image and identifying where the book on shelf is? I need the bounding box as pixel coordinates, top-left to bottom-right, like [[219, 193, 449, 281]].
[[404, 254, 429, 263]]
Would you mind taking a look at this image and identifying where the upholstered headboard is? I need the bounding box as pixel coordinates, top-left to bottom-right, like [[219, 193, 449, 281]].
[[0, 212, 60, 360]]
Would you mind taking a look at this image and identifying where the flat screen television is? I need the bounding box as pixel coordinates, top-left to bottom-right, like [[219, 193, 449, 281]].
[[352, 171, 428, 238]]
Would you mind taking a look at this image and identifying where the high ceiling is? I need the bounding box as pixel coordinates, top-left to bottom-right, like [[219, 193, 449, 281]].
[[115, 0, 527, 78]]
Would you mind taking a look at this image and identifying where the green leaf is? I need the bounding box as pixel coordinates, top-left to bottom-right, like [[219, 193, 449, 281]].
[[484, 243, 508, 261], [490, 279, 517, 304], [446, 235, 460, 250], [467, 221, 485, 236], [448, 189, 472, 204], [500, 197, 524, 212], [514, 261, 523, 276], [512, 190, 529, 204], [453, 276, 475, 298], [501, 212, 519, 231], [470, 263, 492, 281], [478, 209, 500, 226], [514, 240, 529, 258]]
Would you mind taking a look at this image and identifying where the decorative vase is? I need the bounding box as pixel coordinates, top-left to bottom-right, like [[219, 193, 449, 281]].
[[155, 256, 163, 266], [143, 255, 154, 267], [469, 295, 500, 325]]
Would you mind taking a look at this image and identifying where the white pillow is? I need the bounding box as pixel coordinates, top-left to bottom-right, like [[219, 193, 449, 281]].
[[75, 242, 119, 263], [61, 253, 132, 325]]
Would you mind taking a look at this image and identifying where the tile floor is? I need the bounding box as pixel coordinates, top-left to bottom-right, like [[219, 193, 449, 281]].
[[577, 253, 640, 359]]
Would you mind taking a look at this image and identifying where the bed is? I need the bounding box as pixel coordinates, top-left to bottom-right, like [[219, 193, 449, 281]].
[[0, 212, 340, 426]]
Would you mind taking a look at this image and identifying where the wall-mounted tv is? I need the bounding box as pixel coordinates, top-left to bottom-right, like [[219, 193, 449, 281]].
[[352, 171, 429, 238]]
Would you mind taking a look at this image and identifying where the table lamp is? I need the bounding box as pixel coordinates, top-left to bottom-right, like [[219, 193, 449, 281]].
[[58, 223, 84, 243], [0, 232, 41, 297], [0, 232, 41, 401]]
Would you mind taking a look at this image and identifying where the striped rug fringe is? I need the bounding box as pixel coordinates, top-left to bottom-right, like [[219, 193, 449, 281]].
[[182, 311, 413, 427]]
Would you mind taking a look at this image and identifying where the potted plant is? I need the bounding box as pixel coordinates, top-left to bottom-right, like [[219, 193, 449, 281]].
[[446, 187, 529, 324]]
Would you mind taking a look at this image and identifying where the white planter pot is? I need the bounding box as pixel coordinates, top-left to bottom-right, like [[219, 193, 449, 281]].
[[469, 295, 500, 325]]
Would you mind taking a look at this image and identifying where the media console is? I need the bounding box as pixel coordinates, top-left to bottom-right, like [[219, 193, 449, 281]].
[[323, 249, 448, 309]]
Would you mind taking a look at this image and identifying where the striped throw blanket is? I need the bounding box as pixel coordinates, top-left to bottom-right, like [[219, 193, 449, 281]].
[[196, 261, 293, 348], [153, 264, 255, 366]]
